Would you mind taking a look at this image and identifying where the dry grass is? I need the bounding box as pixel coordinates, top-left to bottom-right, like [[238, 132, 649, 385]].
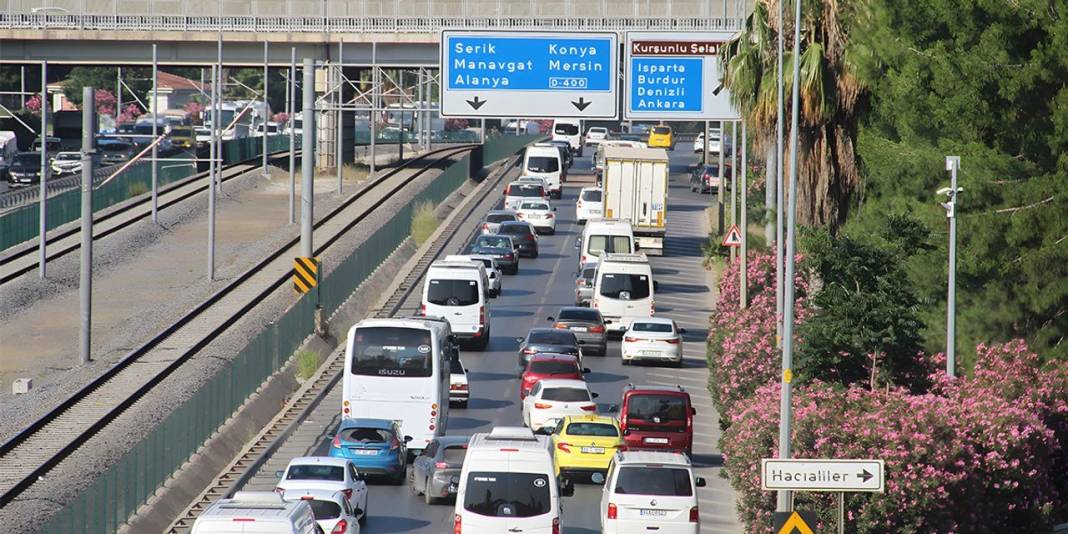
[[410, 201, 439, 247], [295, 350, 320, 381], [127, 181, 149, 197]]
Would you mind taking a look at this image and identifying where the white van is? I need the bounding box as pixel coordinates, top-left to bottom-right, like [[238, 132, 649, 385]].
[[453, 427, 573, 534], [592, 253, 655, 333], [599, 450, 706, 534], [578, 219, 635, 269], [422, 261, 490, 349], [191, 491, 319, 534], [551, 119, 583, 156], [433, 259, 492, 300], [523, 144, 564, 199]]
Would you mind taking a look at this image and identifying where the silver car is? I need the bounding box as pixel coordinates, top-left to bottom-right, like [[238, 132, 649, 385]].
[[480, 209, 518, 235], [549, 306, 608, 356], [409, 436, 469, 505], [574, 262, 598, 306]]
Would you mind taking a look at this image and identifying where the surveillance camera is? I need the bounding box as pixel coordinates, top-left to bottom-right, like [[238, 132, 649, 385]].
[[937, 187, 953, 196]]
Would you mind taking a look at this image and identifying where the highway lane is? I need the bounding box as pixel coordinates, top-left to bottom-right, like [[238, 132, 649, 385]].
[[240, 148, 743, 533]]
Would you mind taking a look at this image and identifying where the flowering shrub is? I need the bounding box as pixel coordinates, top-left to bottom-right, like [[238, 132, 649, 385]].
[[707, 252, 810, 423], [117, 103, 143, 124], [272, 112, 289, 124], [94, 90, 116, 117], [444, 118, 469, 131], [185, 101, 205, 124], [24, 94, 43, 113]]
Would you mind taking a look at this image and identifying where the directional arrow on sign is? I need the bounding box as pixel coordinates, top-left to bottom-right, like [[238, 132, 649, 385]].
[[466, 96, 486, 110], [571, 97, 592, 111], [858, 469, 873, 483]]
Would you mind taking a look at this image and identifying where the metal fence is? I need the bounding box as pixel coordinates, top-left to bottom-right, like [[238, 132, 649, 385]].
[[38, 132, 537, 534], [0, 135, 290, 252]]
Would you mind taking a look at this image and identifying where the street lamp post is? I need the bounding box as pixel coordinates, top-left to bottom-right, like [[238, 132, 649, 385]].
[[941, 156, 962, 378]]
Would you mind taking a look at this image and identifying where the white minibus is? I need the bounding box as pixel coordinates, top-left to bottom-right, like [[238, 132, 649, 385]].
[[592, 253, 655, 333]]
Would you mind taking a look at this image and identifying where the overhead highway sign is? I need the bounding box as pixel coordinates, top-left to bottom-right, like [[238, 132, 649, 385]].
[[440, 30, 619, 118], [761, 458, 886, 493], [624, 31, 741, 120]]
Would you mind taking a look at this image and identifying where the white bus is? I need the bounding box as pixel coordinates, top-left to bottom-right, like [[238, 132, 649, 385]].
[[341, 317, 453, 453]]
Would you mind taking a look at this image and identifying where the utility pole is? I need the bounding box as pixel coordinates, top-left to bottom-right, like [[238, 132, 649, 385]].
[[730, 120, 738, 262], [116, 66, 122, 116], [151, 43, 159, 223], [79, 86, 96, 364], [740, 120, 748, 309], [38, 60, 48, 278], [777, 0, 804, 513], [370, 43, 377, 176], [943, 156, 961, 378], [207, 64, 217, 280], [337, 41, 344, 194], [301, 58, 315, 258], [775, 0, 786, 349], [289, 46, 296, 224], [263, 40, 269, 177], [716, 121, 725, 234]]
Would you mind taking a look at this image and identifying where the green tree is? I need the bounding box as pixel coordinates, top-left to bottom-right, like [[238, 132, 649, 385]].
[[63, 66, 151, 111]]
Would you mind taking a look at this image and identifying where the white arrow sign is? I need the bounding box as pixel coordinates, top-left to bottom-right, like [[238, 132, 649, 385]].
[[761, 459, 885, 493]]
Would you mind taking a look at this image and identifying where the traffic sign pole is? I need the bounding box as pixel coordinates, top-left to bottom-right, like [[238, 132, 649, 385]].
[[740, 120, 748, 309]]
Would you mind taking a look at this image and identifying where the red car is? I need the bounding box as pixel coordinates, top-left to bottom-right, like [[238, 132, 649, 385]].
[[618, 384, 696, 455], [520, 353, 590, 400]]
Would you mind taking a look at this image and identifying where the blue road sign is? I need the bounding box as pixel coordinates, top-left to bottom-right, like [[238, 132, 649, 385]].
[[629, 57, 704, 112], [624, 31, 741, 120], [441, 31, 619, 118]]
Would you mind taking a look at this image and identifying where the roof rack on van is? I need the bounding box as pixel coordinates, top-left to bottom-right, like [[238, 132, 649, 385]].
[[220, 492, 288, 508], [485, 427, 538, 441], [600, 253, 648, 263]]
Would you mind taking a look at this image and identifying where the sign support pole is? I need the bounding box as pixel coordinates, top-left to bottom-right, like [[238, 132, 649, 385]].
[[38, 60, 48, 279], [944, 155, 960, 378], [716, 121, 725, 235], [370, 43, 377, 177], [207, 64, 217, 280], [336, 43, 344, 194], [301, 58, 315, 258], [288, 46, 296, 224], [775, 0, 786, 350], [151, 43, 159, 223], [79, 86, 95, 365], [730, 120, 737, 262], [740, 120, 748, 308], [838, 492, 845, 534]]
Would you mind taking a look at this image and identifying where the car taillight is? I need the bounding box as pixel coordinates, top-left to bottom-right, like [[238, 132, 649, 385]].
[[479, 306, 485, 326], [505, 253, 514, 260], [580, 404, 597, 411], [343, 400, 350, 416], [436, 461, 449, 469], [624, 336, 640, 343], [552, 516, 560, 534], [554, 322, 567, 329], [547, 213, 554, 219], [342, 488, 353, 500], [332, 434, 341, 448], [454, 514, 462, 534], [556, 442, 572, 453], [482, 223, 489, 232], [525, 234, 535, 241], [517, 213, 525, 219], [607, 503, 617, 520], [522, 348, 537, 354], [534, 402, 553, 409], [577, 200, 583, 208], [665, 338, 680, 344], [689, 506, 699, 523], [505, 185, 511, 195], [589, 325, 605, 333], [331, 520, 348, 534], [451, 383, 468, 390], [419, 303, 426, 315]]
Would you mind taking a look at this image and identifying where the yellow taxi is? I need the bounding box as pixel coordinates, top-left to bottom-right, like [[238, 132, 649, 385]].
[[647, 125, 675, 150], [550, 415, 624, 477]]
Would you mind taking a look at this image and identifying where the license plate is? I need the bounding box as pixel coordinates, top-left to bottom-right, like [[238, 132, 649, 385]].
[[640, 350, 660, 357], [352, 449, 379, 455], [571, 327, 588, 332], [640, 509, 668, 517], [644, 437, 669, 444], [580, 446, 604, 454], [590, 210, 602, 215]]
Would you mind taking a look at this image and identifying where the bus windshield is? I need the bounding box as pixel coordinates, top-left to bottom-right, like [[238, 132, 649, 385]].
[[350, 326, 434, 377]]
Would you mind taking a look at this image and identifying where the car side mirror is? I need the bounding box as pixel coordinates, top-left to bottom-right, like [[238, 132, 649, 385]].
[[582, 368, 591, 374], [695, 477, 707, 488], [634, 243, 641, 251], [275, 470, 285, 479], [403, 436, 413, 443], [465, 368, 470, 372], [560, 477, 575, 497], [608, 404, 619, 413], [450, 475, 460, 485], [515, 337, 525, 343], [678, 327, 686, 334], [604, 320, 613, 325], [547, 316, 555, 322], [591, 392, 599, 399], [690, 407, 697, 416], [591, 472, 606, 485], [553, 207, 558, 211], [653, 281, 659, 290]]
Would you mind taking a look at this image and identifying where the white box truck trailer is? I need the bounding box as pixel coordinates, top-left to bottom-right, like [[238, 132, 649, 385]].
[[601, 146, 669, 256]]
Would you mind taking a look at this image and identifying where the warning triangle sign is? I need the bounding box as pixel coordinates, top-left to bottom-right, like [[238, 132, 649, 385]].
[[773, 511, 817, 534], [722, 224, 743, 248]]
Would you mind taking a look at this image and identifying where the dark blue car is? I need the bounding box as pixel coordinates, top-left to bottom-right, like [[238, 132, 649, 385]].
[[329, 418, 409, 484]]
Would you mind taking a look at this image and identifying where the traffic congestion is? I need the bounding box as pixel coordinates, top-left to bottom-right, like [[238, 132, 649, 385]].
[[190, 121, 725, 534]]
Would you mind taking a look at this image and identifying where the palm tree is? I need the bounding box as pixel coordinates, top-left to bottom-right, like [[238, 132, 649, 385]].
[[721, 0, 867, 233]]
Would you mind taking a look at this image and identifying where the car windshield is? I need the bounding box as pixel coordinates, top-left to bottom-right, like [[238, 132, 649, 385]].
[[526, 156, 559, 173], [306, 500, 342, 520], [558, 308, 601, 321], [486, 213, 516, 224], [614, 466, 693, 496], [427, 279, 479, 306], [566, 422, 618, 437], [499, 224, 531, 236], [463, 472, 551, 517], [588, 235, 631, 256], [541, 387, 591, 402], [652, 126, 671, 135], [350, 326, 433, 377], [632, 322, 673, 333], [521, 202, 549, 211], [589, 128, 607, 134], [530, 360, 579, 375], [555, 124, 579, 135], [581, 267, 597, 282], [286, 464, 344, 481], [581, 190, 603, 202], [599, 273, 651, 300], [626, 394, 687, 423], [13, 153, 40, 165], [528, 330, 576, 345], [56, 153, 79, 161], [342, 427, 392, 443], [476, 236, 512, 249], [510, 185, 544, 197]]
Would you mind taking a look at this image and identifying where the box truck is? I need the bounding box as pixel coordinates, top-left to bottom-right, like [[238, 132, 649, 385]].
[[601, 146, 669, 256]]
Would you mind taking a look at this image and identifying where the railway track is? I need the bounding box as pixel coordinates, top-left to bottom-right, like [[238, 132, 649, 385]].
[[164, 149, 522, 533], [0, 144, 476, 510], [0, 148, 299, 285]]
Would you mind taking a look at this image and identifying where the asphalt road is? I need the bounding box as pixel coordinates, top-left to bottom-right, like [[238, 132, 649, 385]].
[[241, 148, 743, 533]]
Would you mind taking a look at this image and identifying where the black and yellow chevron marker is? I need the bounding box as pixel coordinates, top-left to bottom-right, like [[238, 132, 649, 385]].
[[293, 257, 319, 294]]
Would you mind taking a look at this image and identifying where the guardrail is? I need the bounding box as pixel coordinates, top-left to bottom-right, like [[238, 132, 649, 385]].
[[0, 14, 741, 33]]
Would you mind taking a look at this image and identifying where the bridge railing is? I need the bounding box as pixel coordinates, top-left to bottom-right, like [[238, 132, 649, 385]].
[[0, 13, 741, 33]]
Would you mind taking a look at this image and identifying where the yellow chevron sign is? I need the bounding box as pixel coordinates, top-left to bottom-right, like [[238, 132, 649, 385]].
[[774, 511, 816, 534], [292, 257, 319, 294]]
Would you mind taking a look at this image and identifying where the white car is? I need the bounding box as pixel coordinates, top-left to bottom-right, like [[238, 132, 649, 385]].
[[600, 450, 706, 534], [445, 254, 502, 297], [50, 152, 82, 176], [516, 200, 557, 235], [585, 127, 609, 146], [521, 378, 598, 433], [282, 488, 360, 534], [480, 209, 518, 235], [576, 187, 604, 223], [275, 457, 368, 522], [448, 357, 469, 408], [694, 130, 725, 155], [194, 126, 212, 147], [621, 318, 684, 366]]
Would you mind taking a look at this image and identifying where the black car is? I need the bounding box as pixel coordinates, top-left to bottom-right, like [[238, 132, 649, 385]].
[[516, 327, 583, 371], [469, 234, 519, 274], [497, 221, 539, 258], [690, 163, 727, 194], [549, 140, 574, 170], [7, 152, 43, 185], [96, 138, 134, 165]]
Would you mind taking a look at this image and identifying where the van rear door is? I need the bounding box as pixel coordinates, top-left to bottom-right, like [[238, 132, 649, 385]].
[[424, 276, 483, 337]]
